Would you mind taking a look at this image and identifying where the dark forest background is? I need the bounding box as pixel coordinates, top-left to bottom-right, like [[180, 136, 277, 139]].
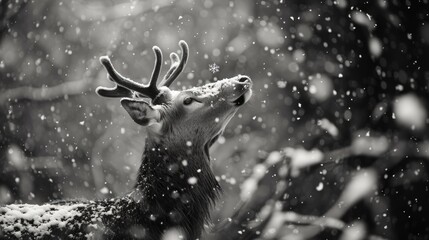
[[1, 0, 429, 239]]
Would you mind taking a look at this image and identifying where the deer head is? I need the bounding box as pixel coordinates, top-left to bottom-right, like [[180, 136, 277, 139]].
[[97, 41, 252, 151]]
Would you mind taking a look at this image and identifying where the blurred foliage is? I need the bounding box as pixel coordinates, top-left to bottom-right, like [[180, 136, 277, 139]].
[[1, 0, 429, 239]]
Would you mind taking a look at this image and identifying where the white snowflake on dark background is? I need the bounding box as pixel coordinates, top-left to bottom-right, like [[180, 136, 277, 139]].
[[209, 63, 220, 73]]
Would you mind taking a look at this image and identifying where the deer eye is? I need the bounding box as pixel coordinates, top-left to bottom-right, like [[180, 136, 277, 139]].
[[183, 97, 194, 105]]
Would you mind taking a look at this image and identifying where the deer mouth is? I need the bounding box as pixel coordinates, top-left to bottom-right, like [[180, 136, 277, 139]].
[[230, 89, 252, 106]]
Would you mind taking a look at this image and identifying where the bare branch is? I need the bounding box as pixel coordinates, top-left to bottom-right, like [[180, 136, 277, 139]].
[[0, 57, 110, 106], [0, 78, 94, 105]]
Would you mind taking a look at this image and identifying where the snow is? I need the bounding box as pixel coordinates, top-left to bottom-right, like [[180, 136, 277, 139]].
[[317, 118, 339, 137], [339, 221, 367, 240], [308, 74, 333, 102], [368, 37, 382, 57], [0, 197, 135, 239], [338, 169, 378, 209], [100, 187, 109, 194], [6, 145, 26, 169], [315, 182, 324, 191], [188, 81, 221, 98], [351, 133, 389, 156], [283, 147, 324, 169], [209, 63, 220, 73], [350, 11, 375, 31], [240, 151, 283, 201], [240, 164, 266, 201], [162, 228, 185, 240], [187, 177, 198, 185], [393, 93, 427, 130], [0, 203, 86, 237], [187, 75, 248, 99]]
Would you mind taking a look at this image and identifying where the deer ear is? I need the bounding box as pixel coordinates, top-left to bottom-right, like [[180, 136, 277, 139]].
[[121, 98, 161, 126]]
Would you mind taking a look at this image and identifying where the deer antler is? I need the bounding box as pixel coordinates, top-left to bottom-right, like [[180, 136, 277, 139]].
[[97, 46, 162, 100], [96, 40, 189, 101], [159, 40, 189, 87]]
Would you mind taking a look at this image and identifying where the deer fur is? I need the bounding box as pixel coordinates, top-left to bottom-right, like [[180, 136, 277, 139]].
[[0, 41, 252, 240]]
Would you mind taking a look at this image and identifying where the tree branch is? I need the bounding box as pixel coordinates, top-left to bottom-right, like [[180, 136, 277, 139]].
[[0, 79, 92, 105], [0, 59, 103, 105]]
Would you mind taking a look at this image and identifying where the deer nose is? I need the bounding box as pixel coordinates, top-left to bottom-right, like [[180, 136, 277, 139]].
[[238, 76, 251, 83]]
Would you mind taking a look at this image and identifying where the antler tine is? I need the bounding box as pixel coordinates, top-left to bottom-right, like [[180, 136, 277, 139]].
[[98, 46, 163, 100], [161, 52, 180, 83], [159, 40, 189, 87], [96, 57, 132, 98], [96, 84, 133, 98], [149, 46, 162, 91], [98, 56, 147, 96]]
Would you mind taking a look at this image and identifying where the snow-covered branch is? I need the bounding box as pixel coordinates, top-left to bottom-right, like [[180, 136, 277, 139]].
[[214, 128, 429, 239]]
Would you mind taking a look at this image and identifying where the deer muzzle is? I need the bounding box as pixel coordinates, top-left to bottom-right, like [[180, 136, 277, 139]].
[[225, 75, 252, 106]]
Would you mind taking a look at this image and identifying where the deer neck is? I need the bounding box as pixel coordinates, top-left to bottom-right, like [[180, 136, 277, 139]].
[[133, 136, 220, 237]]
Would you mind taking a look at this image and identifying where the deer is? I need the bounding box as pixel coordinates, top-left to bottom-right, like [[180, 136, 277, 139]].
[[0, 40, 252, 240]]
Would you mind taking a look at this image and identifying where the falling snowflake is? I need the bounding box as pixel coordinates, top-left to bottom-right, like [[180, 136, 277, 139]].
[[208, 63, 220, 73]]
